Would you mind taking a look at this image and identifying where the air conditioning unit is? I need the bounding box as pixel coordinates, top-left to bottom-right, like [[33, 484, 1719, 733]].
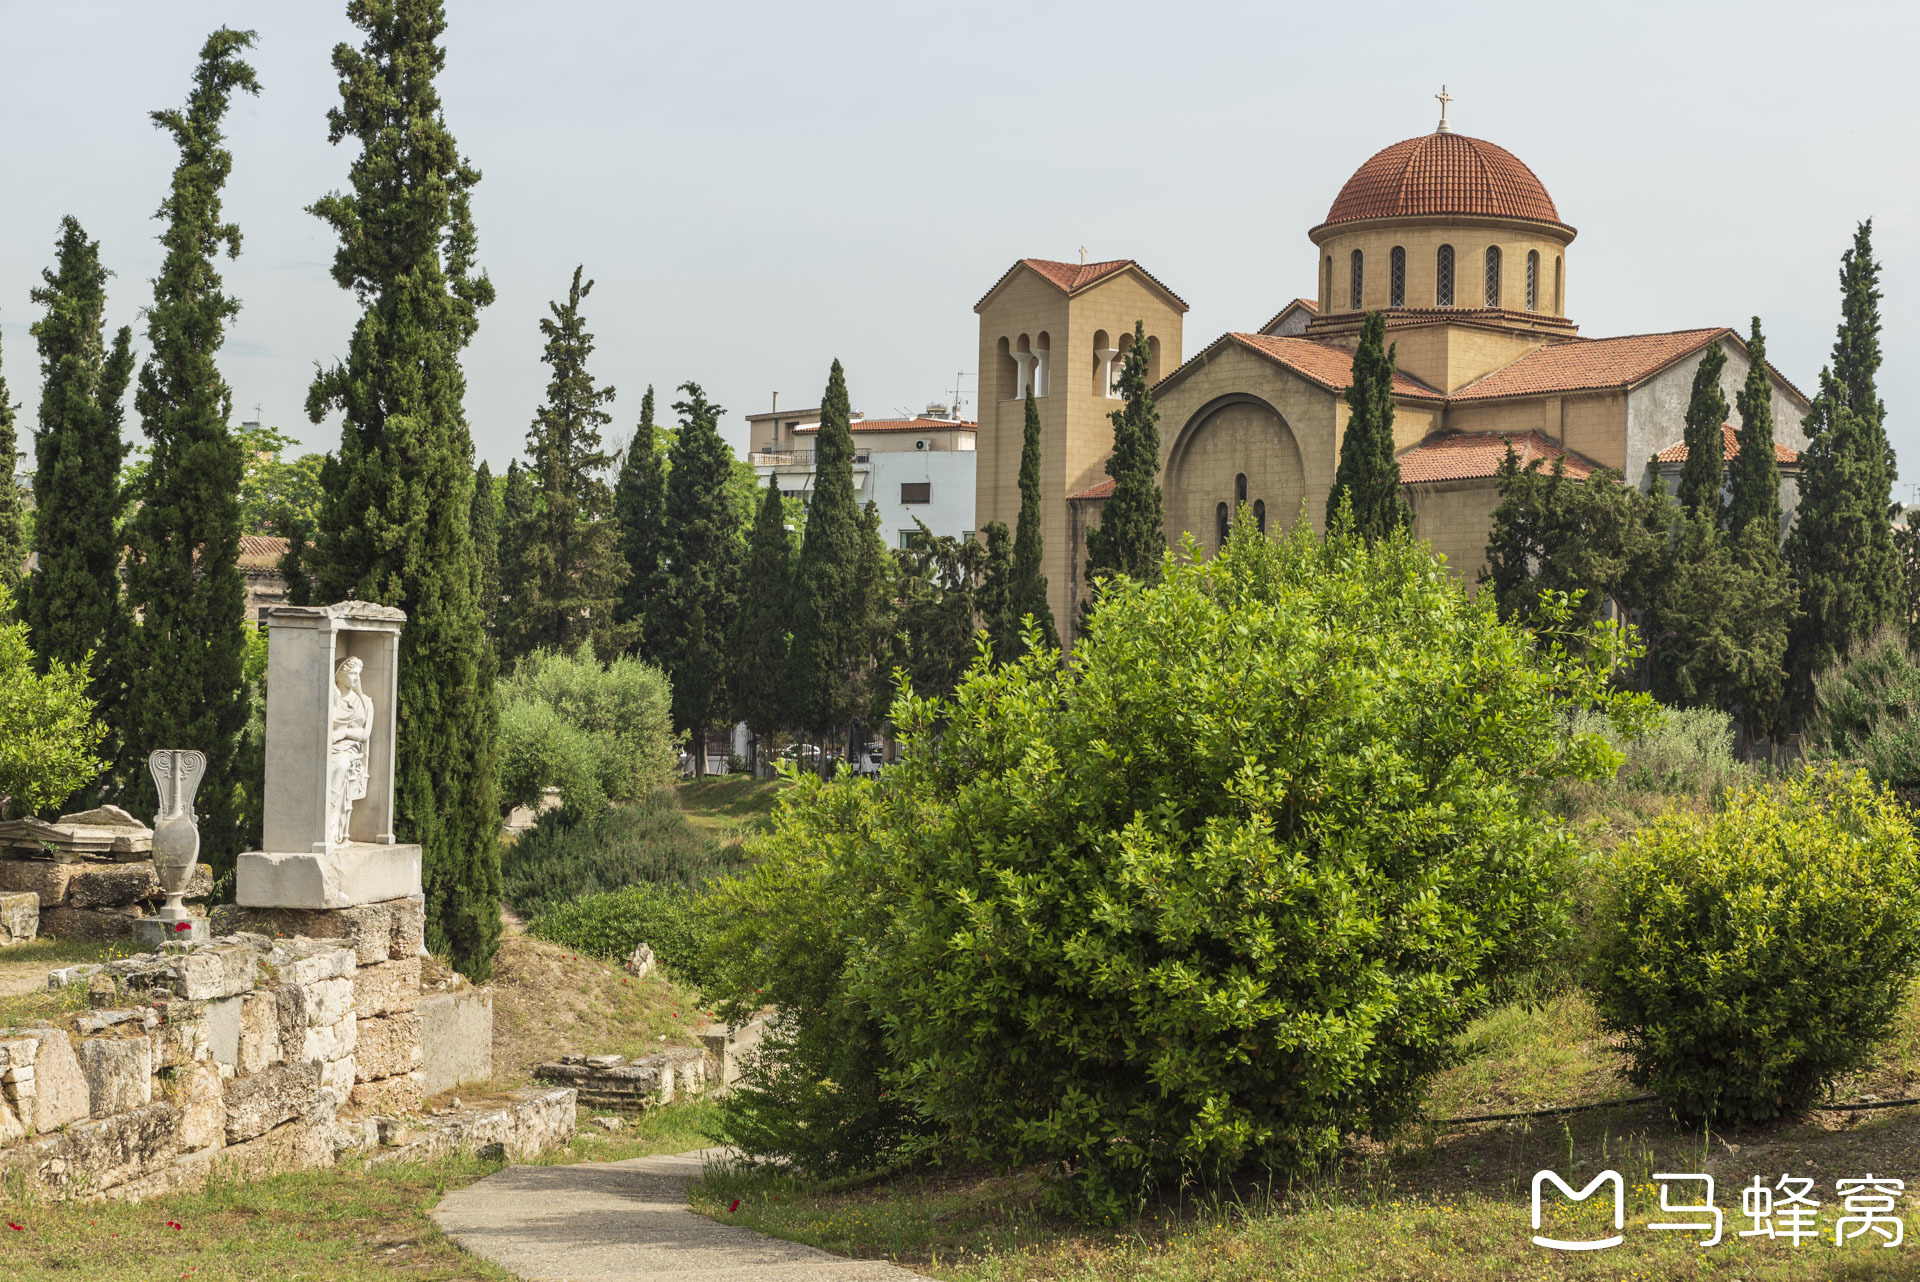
[[914, 439, 927, 451]]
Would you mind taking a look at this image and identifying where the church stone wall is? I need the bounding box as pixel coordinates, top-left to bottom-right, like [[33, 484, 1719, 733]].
[[1405, 478, 1504, 587], [1389, 324, 1550, 396]]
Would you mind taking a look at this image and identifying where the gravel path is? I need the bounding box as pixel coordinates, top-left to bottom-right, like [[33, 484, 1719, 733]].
[[431, 1148, 923, 1281]]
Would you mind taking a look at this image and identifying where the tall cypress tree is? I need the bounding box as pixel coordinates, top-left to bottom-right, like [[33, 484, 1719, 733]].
[[506, 266, 626, 662], [979, 520, 1016, 661], [471, 459, 499, 634], [496, 459, 534, 644], [26, 218, 135, 775], [1676, 342, 1729, 522], [119, 29, 260, 874], [1727, 318, 1783, 539], [304, 0, 501, 978], [1325, 311, 1409, 540], [659, 383, 740, 778], [612, 385, 669, 663], [1786, 224, 1900, 710], [730, 479, 791, 771], [788, 359, 865, 768], [0, 320, 23, 599], [1085, 320, 1165, 592], [1008, 387, 1057, 654]]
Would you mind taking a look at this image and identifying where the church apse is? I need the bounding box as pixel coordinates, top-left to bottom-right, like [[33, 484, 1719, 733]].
[[1165, 396, 1306, 552]]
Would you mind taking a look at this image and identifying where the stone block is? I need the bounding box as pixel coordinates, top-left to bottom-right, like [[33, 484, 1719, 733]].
[[0, 891, 37, 943], [304, 976, 356, 1028], [237, 991, 281, 1075], [355, 957, 420, 1017], [388, 894, 425, 959], [0, 858, 77, 907], [223, 1058, 321, 1143], [349, 1071, 424, 1115], [0, 1100, 179, 1195], [267, 938, 357, 988], [149, 1007, 209, 1070], [319, 1054, 357, 1108], [172, 1062, 225, 1152], [67, 863, 159, 908], [204, 995, 243, 1070], [211, 901, 393, 965], [273, 985, 310, 1062], [0, 1092, 25, 1145], [217, 1117, 331, 1180], [100, 1145, 217, 1203], [236, 844, 422, 910], [3, 1028, 87, 1130], [79, 1037, 152, 1117], [39, 906, 139, 942], [173, 942, 258, 1001], [355, 1012, 422, 1080], [303, 1011, 357, 1064]]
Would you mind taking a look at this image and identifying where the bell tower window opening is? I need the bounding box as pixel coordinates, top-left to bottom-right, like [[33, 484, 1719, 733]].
[[1235, 473, 1248, 504], [1436, 245, 1454, 307], [1525, 250, 1539, 312], [1253, 499, 1266, 533], [1484, 246, 1501, 308], [1216, 502, 1229, 551], [1389, 246, 1406, 307], [1349, 250, 1364, 310]]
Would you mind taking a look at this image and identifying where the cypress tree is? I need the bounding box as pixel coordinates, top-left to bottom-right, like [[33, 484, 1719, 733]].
[[1481, 450, 1659, 634], [496, 459, 535, 644], [26, 217, 136, 780], [0, 321, 23, 599], [1785, 225, 1901, 709], [506, 266, 627, 662], [788, 360, 865, 768], [730, 479, 791, 772], [304, 0, 501, 978], [1676, 342, 1729, 522], [1008, 387, 1058, 654], [612, 385, 669, 663], [1085, 320, 1165, 591], [979, 520, 1016, 660], [1325, 311, 1410, 540], [659, 383, 741, 778], [471, 459, 499, 633], [1727, 318, 1783, 540], [851, 498, 897, 743], [119, 29, 260, 874], [276, 510, 313, 608]]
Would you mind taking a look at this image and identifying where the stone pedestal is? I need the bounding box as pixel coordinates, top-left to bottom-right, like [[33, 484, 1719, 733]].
[[132, 915, 206, 949], [237, 843, 422, 909]]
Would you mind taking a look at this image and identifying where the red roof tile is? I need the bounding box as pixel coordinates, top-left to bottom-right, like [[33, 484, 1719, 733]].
[[792, 417, 976, 435], [1654, 424, 1801, 465], [974, 258, 1189, 311], [237, 535, 288, 571], [1450, 329, 1732, 401], [1320, 133, 1567, 230], [1067, 478, 1115, 502], [1397, 430, 1597, 484], [1222, 333, 1444, 399]]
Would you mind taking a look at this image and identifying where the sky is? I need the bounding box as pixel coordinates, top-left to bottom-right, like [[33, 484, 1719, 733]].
[[3, 0, 1917, 488]]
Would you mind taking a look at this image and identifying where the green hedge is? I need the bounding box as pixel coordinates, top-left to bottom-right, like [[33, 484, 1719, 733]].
[[1593, 765, 1920, 1123], [501, 798, 748, 920], [527, 880, 715, 988]]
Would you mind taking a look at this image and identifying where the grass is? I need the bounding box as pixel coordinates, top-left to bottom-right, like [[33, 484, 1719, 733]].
[[674, 775, 784, 837], [0, 1098, 720, 1282]]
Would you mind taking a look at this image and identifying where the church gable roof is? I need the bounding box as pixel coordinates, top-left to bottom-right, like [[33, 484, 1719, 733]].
[[1258, 298, 1320, 336], [1156, 332, 1444, 401], [973, 257, 1189, 313], [1449, 328, 1733, 401], [1398, 430, 1599, 484], [1654, 424, 1801, 466]]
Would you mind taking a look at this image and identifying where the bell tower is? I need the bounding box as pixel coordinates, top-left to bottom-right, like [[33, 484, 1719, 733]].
[[973, 257, 1186, 636]]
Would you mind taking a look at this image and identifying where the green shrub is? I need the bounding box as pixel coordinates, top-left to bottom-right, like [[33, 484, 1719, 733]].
[[0, 585, 107, 817], [704, 518, 1650, 1220], [501, 797, 748, 919], [527, 880, 715, 986], [1565, 704, 1739, 794], [1808, 627, 1920, 792], [1592, 766, 1920, 1124], [497, 644, 675, 818]]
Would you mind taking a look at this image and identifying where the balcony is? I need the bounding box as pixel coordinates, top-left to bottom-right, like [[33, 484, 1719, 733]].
[[750, 448, 871, 467]]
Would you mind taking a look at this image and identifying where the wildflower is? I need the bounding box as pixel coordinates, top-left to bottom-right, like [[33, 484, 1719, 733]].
[[728, 1199, 740, 1213], [166, 1221, 183, 1230], [173, 922, 190, 933], [7, 1223, 22, 1231]]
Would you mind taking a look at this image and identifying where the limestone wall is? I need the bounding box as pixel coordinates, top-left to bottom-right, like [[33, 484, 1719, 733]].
[[0, 857, 211, 942]]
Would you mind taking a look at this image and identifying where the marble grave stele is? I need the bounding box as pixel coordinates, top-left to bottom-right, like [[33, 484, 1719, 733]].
[[236, 600, 424, 909]]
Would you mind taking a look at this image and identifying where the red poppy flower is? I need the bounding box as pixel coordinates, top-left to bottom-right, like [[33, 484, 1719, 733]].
[[7, 1223, 22, 1231], [166, 1221, 182, 1230], [728, 1199, 740, 1213]]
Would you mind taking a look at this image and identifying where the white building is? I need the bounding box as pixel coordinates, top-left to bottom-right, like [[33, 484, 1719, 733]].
[[745, 403, 976, 548]]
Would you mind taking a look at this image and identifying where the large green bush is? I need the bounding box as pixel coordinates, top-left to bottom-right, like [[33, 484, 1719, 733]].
[[1808, 627, 1920, 792], [0, 585, 107, 817], [527, 880, 714, 987], [704, 519, 1648, 1219], [501, 799, 748, 918], [1592, 766, 1920, 1124], [497, 644, 675, 818]]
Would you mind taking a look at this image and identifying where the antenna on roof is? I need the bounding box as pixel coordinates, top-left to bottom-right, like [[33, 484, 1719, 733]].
[[1434, 84, 1454, 134], [948, 372, 973, 419]]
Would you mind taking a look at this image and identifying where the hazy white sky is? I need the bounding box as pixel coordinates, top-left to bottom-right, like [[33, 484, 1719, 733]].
[[3, 1, 1916, 486]]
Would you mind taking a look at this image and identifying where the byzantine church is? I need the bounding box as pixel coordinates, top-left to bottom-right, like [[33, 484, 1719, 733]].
[[971, 93, 1810, 643]]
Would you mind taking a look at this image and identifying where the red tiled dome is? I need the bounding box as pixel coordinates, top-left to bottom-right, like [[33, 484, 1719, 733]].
[[1321, 133, 1566, 230]]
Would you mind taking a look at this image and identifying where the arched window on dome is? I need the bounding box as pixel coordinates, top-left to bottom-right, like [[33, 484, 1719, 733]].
[[1323, 256, 1333, 311], [1389, 246, 1406, 307], [1554, 256, 1564, 315], [1525, 251, 1539, 312], [1253, 499, 1266, 534], [1216, 502, 1230, 552], [1484, 247, 1502, 308], [1349, 250, 1363, 310], [1436, 245, 1455, 307]]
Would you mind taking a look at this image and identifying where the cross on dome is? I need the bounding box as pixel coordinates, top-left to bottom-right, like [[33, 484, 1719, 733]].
[[1435, 84, 1454, 134]]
